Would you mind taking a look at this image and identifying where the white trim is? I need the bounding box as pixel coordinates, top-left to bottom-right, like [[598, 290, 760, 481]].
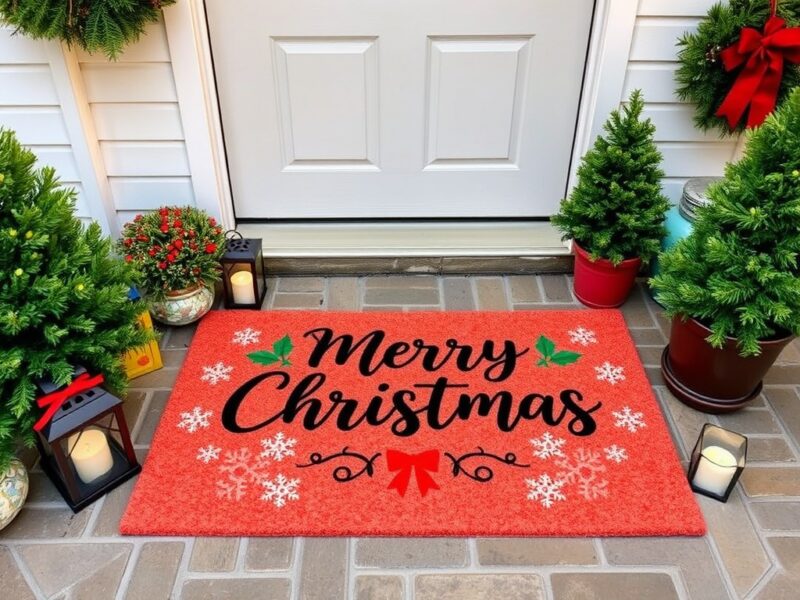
[[568, 0, 639, 190], [163, 0, 235, 229], [45, 42, 117, 236]]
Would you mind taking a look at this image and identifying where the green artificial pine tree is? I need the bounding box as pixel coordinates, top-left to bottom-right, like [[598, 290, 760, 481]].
[[552, 90, 670, 266], [0, 0, 176, 60], [652, 87, 800, 357], [0, 129, 151, 470]]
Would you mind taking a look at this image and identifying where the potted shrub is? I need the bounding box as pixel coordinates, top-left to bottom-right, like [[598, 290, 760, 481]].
[[120, 207, 226, 325], [552, 90, 670, 307], [651, 88, 800, 413], [0, 128, 150, 522]]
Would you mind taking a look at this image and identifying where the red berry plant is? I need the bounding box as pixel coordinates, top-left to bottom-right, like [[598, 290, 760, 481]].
[[119, 206, 226, 301]]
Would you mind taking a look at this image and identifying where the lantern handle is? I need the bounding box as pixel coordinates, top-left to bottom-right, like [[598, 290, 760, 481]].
[[225, 229, 243, 241]]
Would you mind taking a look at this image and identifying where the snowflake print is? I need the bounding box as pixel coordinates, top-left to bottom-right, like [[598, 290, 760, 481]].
[[568, 326, 597, 347], [260, 432, 297, 462], [530, 432, 566, 460], [232, 328, 261, 346], [525, 474, 567, 509], [177, 406, 212, 434], [556, 447, 609, 501], [196, 445, 221, 463], [261, 474, 301, 508], [612, 406, 646, 433], [604, 445, 628, 464], [594, 361, 626, 385], [201, 362, 233, 385], [216, 447, 270, 501]]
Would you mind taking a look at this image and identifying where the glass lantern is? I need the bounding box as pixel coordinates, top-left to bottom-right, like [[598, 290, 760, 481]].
[[34, 367, 141, 512], [221, 233, 267, 309], [687, 423, 747, 503]]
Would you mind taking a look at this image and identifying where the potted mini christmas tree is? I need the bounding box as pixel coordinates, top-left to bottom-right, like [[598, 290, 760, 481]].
[[0, 128, 151, 511], [553, 90, 670, 307], [651, 87, 800, 413]]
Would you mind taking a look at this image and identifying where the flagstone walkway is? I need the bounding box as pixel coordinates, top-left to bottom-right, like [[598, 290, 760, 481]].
[[2, 275, 799, 599]]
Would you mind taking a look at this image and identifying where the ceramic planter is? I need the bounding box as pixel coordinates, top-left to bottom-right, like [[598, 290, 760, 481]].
[[572, 242, 641, 308], [1, 459, 29, 531], [150, 284, 214, 326], [662, 315, 794, 413]]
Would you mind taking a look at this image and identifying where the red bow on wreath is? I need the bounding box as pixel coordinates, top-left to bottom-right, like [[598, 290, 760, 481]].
[[386, 449, 440, 497], [33, 372, 105, 432], [715, 9, 800, 129]]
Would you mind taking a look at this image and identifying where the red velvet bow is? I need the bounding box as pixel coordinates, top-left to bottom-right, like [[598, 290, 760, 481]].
[[715, 16, 800, 129], [33, 372, 105, 432], [386, 449, 440, 497]]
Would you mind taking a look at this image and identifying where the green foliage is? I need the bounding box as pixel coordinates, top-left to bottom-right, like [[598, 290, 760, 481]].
[[651, 87, 800, 357], [551, 90, 669, 266], [248, 335, 294, 367], [0, 0, 176, 60], [675, 0, 800, 135], [119, 206, 226, 301], [0, 129, 151, 471], [534, 335, 581, 367]]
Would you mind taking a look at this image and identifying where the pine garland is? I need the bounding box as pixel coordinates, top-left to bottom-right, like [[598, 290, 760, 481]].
[[0, 129, 152, 470], [675, 0, 800, 135], [0, 0, 176, 60], [551, 90, 670, 266], [651, 87, 800, 356]]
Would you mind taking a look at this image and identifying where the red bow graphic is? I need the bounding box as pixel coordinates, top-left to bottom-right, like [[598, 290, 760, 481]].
[[386, 449, 440, 497], [715, 16, 800, 129], [33, 372, 105, 432]]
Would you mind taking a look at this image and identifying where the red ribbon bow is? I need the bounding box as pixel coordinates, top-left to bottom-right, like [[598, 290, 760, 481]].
[[386, 449, 440, 497], [33, 372, 105, 432], [715, 15, 800, 129]]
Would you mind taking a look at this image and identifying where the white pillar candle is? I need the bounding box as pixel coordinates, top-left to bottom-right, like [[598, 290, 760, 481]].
[[230, 270, 256, 304], [68, 428, 113, 484], [693, 445, 737, 497]]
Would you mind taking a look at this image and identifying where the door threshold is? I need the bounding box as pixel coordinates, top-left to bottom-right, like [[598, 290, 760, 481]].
[[236, 221, 572, 275], [237, 220, 569, 258]]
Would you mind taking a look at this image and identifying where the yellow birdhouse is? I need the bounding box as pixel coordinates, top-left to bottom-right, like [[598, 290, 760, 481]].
[[124, 289, 163, 380]]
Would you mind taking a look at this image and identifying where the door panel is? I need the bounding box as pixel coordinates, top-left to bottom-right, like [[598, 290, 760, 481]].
[[206, 1, 594, 219]]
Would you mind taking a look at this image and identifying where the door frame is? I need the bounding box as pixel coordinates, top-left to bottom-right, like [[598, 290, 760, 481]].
[[163, 0, 638, 246]]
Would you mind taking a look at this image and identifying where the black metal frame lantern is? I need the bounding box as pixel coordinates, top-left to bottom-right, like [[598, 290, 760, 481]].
[[221, 233, 267, 309], [34, 367, 141, 512], [688, 423, 747, 503]]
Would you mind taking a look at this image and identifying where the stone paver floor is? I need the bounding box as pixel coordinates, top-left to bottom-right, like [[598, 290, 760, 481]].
[[2, 275, 800, 599]]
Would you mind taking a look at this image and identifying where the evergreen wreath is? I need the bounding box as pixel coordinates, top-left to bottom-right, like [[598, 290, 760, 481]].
[[675, 0, 800, 135], [0, 128, 152, 470], [0, 0, 176, 60]]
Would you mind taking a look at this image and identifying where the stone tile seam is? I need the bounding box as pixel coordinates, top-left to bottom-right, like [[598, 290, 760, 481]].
[[233, 537, 248, 573], [288, 536, 304, 600], [170, 536, 196, 599], [7, 543, 47, 600], [702, 525, 759, 600], [128, 390, 154, 445], [113, 542, 143, 600]]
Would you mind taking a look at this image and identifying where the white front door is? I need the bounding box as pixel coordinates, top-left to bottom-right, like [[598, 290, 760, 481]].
[[206, 0, 594, 220]]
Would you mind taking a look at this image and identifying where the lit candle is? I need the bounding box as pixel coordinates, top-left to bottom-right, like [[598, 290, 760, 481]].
[[230, 271, 255, 304], [692, 445, 737, 497], [68, 428, 113, 484]]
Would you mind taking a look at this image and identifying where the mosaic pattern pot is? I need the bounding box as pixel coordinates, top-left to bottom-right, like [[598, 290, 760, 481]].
[[150, 284, 214, 326], [1, 459, 29, 531]]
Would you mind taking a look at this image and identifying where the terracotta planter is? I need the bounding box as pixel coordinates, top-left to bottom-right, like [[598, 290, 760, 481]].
[[150, 284, 214, 326], [572, 242, 641, 308], [662, 316, 794, 413]]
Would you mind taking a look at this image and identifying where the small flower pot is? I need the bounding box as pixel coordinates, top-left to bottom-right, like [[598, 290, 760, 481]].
[[1, 459, 28, 531], [572, 242, 641, 308], [150, 284, 214, 326], [661, 315, 794, 413]]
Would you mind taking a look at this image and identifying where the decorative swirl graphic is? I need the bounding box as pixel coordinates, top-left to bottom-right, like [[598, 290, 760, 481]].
[[444, 447, 530, 483], [297, 447, 381, 483]]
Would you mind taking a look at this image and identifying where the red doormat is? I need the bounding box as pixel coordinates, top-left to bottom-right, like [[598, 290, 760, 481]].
[[121, 310, 705, 537]]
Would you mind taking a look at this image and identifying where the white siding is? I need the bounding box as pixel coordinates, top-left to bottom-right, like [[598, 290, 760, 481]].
[[0, 27, 90, 220], [625, 0, 738, 203], [77, 18, 194, 229]]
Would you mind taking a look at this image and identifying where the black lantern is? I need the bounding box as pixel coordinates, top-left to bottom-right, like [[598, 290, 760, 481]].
[[221, 233, 267, 309], [688, 423, 747, 503], [34, 366, 141, 512]]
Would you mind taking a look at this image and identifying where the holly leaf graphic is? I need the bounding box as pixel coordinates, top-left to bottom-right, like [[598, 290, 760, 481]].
[[535, 335, 555, 359], [272, 334, 293, 366], [550, 350, 582, 366], [247, 351, 281, 366]]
